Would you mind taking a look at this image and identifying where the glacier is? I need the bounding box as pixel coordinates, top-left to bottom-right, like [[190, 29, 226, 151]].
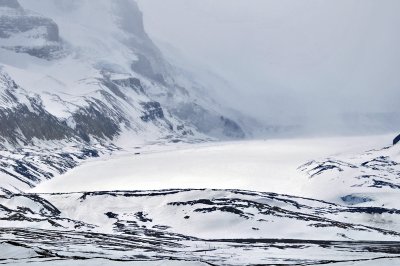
[[0, 0, 400, 265]]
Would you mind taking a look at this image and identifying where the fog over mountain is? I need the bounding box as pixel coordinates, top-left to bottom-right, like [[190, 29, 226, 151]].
[[2, 1, 400, 265], [137, 0, 400, 135]]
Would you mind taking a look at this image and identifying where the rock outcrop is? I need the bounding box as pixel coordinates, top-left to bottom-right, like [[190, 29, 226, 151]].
[[394, 133, 400, 145]]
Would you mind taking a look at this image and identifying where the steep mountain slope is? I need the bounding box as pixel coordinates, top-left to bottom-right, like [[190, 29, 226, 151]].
[[1, 0, 244, 141], [0, 0, 245, 193]]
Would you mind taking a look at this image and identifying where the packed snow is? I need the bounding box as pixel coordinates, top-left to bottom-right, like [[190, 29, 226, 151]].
[[32, 134, 393, 198]]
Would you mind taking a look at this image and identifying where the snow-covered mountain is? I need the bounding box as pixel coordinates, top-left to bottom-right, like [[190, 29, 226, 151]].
[[1, 1, 400, 265], [0, 0, 246, 194]]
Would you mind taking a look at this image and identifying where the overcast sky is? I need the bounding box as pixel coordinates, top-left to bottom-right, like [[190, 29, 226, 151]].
[[136, 0, 400, 128]]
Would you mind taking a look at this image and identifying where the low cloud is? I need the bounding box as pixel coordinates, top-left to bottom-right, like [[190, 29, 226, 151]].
[[137, 0, 400, 135]]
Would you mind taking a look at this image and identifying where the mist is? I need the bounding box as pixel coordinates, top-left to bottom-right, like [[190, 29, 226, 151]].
[[137, 0, 400, 135]]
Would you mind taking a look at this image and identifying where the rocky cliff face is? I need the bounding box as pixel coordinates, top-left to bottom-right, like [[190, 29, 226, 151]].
[[0, 0, 65, 59]]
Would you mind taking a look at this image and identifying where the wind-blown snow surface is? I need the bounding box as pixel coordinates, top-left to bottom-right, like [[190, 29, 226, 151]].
[[1, 135, 400, 265], [30, 135, 400, 239], [33, 135, 392, 195]]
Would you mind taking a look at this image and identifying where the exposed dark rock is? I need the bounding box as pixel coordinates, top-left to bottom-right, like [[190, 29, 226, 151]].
[[105, 212, 118, 219], [0, 147, 110, 191], [219, 206, 248, 217], [140, 101, 165, 122], [176, 124, 194, 136], [369, 179, 400, 189], [394, 134, 400, 145], [299, 160, 358, 178], [220, 116, 245, 139], [135, 212, 152, 223], [345, 206, 400, 215], [2, 44, 66, 60], [0, 72, 129, 144], [172, 102, 245, 139], [23, 194, 61, 216], [112, 77, 145, 94], [169, 199, 214, 206], [0, 0, 66, 60], [0, 98, 75, 144], [0, 10, 59, 42], [73, 98, 127, 141], [79, 149, 99, 158], [100, 78, 127, 100], [361, 156, 398, 169], [13, 160, 46, 182]]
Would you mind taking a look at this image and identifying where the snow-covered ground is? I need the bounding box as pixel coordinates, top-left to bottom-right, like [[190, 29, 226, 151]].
[[1, 135, 400, 265], [32, 134, 393, 196], [13, 261, 207, 266], [4, 259, 400, 266], [1, 1, 400, 265]]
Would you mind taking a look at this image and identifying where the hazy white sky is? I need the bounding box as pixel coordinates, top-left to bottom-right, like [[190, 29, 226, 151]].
[[136, 0, 400, 124]]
